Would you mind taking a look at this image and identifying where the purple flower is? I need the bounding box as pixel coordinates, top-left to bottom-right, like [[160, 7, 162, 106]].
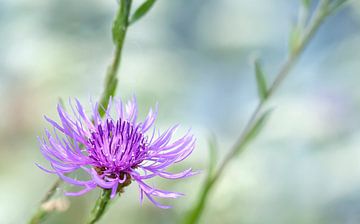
[[37, 97, 196, 208]]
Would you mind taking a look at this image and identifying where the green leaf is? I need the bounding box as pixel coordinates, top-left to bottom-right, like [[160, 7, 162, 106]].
[[254, 59, 268, 101], [289, 25, 302, 54], [242, 109, 272, 147], [302, 0, 312, 9], [129, 0, 156, 25], [233, 109, 273, 156]]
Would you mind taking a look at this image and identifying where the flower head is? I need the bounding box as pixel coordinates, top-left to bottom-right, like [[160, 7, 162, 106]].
[[38, 97, 196, 208]]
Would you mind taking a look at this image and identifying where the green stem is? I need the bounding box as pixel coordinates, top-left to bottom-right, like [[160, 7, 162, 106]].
[[28, 1, 133, 224], [86, 190, 112, 224], [28, 209, 47, 224], [182, 178, 213, 224], [183, 1, 348, 223], [86, 1, 132, 223], [98, 0, 132, 117], [40, 178, 62, 204]]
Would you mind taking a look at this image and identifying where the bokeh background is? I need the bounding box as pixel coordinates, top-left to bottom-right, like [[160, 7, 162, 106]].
[[1, 0, 360, 223]]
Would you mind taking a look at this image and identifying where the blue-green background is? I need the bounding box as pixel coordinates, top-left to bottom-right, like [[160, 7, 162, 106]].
[[1, 0, 360, 223]]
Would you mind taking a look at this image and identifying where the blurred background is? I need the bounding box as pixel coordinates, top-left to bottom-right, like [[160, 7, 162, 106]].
[[1, 0, 360, 223]]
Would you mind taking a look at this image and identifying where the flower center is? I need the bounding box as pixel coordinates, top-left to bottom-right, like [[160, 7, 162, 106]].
[[94, 166, 132, 191], [87, 119, 147, 174]]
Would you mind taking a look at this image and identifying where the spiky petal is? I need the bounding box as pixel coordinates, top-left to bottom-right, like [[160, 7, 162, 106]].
[[38, 97, 196, 208]]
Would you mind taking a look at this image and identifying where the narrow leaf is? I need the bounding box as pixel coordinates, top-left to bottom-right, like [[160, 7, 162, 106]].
[[207, 134, 218, 178], [129, 0, 156, 25], [254, 59, 268, 101], [234, 109, 273, 156], [302, 0, 312, 9], [242, 109, 272, 147]]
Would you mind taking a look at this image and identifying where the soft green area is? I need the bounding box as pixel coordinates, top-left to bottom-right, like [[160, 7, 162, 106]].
[[0, 0, 360, 224]]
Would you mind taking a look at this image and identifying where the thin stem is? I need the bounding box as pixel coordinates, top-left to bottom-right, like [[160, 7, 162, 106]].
[[184, 1, 347, 223], [216, 0, 338, 192], [99, 0, 132, 117], [29, 209, 47, 224], [40, 178, 62, 204], [86, 190, 112, 224], [29, 1, 132, 224], [85, 1, 132, 223]]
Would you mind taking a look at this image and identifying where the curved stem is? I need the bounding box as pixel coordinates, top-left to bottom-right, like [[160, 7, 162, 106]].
[[184, 1, 347, 223]]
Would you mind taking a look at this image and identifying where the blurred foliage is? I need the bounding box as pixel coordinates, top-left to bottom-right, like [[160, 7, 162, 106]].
[[1, 0, 360, 224]]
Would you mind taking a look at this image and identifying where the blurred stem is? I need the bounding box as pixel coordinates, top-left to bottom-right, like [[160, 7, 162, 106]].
[[183, 1, 347, 223], [86, 190, 112, 224], [29, 209, 47, 224], [40, 178, 62, 204]]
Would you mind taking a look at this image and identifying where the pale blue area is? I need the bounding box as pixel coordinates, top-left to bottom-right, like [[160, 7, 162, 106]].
[[0, 0, 360, 223]]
